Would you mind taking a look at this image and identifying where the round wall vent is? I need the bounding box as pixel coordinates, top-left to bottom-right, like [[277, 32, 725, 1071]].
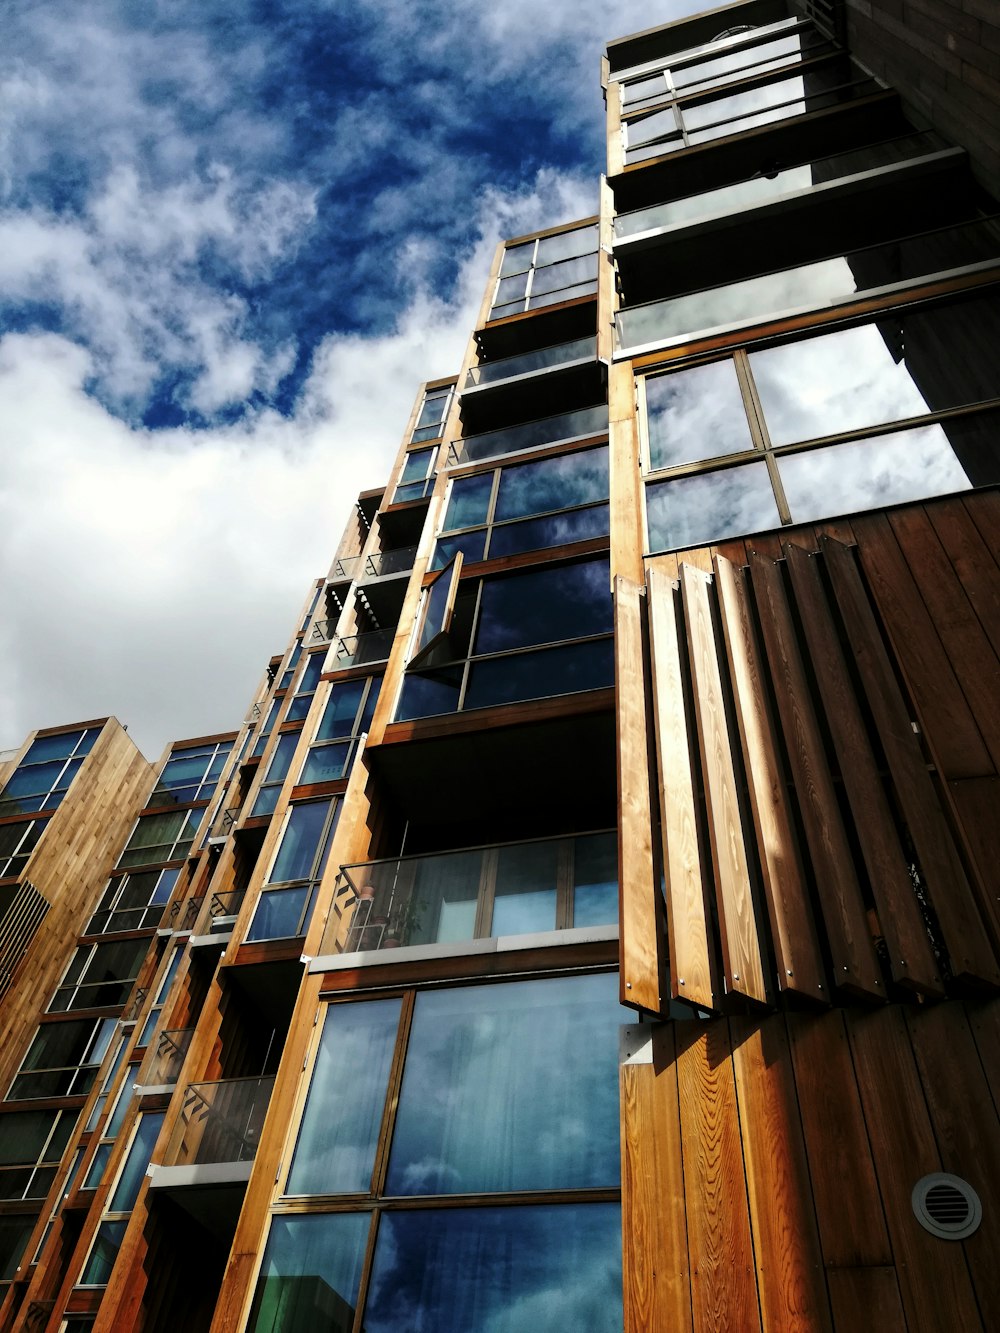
[[911, 1173, 982, 1240]]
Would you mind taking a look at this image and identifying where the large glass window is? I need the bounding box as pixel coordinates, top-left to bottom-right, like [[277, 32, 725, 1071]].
[[250, 733, 300, 818], [410, 384, 454, 443], [86, 867, 179, 935], [0, 820, 44, 880], [284, 651, 326, 723], [150, 741, 230, 807], [396, 556, 614, 721], [48, 938, 149, 1014], [640, 288, 1000, 552], [77, 1112, 164, 1289], [0, 1109, 77, 1201], [116, 808, 202, 869], [8, 1017, 117, 1100], [391, 447, 438, 505], [0, 728, 99, 817], [431, 446, 610, 569], [297, 677, 382, 788], [252, 973, 622, 1331], [246, 799, 341, 942], [489, 224, 599, 321]]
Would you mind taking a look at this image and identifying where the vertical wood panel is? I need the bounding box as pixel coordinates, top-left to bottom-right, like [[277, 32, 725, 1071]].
[[822, 536, 999, 989], [681, 564, 768, 1006], [926, 498, 1000, 662], [715, 554, 826, 1003], [850, 514, 993, 779], [786, 1013, 891, 1267], [750, 552, 882, 1000], [647, 568, 716, 1012], [783, 542, 940, 997], [730, 1016, 833, 1333], [904, 1003, 1000, 1322], [826, 1267, 907, 1333], [675, 1022, 760, 1333], [847, 1006, 984, 1333], [615, 575, 666, 1014], [965, 999, 1000, 1116], [620, 1025, 692, 1333], [945, 775, 1000, 950]]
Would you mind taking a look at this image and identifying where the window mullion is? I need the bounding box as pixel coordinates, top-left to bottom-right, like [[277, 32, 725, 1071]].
[[351, 1208, 383, 1333], [473, 847, 499, 940], [369, 990, 415, 1198]]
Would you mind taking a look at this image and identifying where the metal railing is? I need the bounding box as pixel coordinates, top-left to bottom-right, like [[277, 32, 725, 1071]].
[[136, 1028, 194, 1088], [363, 546, 417, 579], [167, 896, 204, 931], [206, 889, 244, 931], [330, 628, 395, 669], [464, 336, 596, 390], [449, 403, 608, 466], [329, 555, 361, 581], [160, 1075, 276, 1168]]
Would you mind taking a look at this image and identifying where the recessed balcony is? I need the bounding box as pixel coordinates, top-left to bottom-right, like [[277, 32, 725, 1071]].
[[329, 628, 396, 671], [449, 402, 608, 467], [135, 1027, 194, 1093]]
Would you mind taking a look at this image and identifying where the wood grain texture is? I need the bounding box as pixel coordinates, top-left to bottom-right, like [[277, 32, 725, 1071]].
[[927, 497, 1000, 663], [786, 1012, 891, 1267], [675, 1021, 761, 1333], [715, 554, 826, 1003], [826, 1267, 907, 1333], [750, 551, 882, 1001], [615, 575, 666, 1015], [730, 1015, 833, 1333], [681, 564, 767, 1006], [946, 775, 1000, 951], [783, 541, 940, 997], [847, 1005, 984, 1333], [620, 1025, 692, 1333], [822, 535, 999, 989], [609, 362, 645, 588], [647, 567, 716, 1012]]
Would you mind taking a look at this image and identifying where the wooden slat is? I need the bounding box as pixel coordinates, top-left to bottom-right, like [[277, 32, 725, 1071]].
[[615, 575, 666, 1015], [750, 553, 882, 1000], [927, 497, 1000, 663], [786, 1013, 891, 1267], [783, 541, 940, 997], [850, 514, 993, 779], [887, 506, 1000, 773], [647, 568, 716, 1012], [847, 1006, 984, 1333], [826, 1268, 907, 1333], [963, 488, 1000, 568], [675, 1021, 760, 1333], [620, 1024, 692, 1333], [680, 564, 768, 1006], [730, 1016, 833, 1333], [905, 1002, 1000, 1321], [715, 554, 827, 1003], [965, 999, 1000, 1116], [946, 776, 1000, 950], [822, 535, 1000, 989]]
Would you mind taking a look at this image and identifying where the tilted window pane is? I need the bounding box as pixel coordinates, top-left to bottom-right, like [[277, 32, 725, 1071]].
[[499, 240, 534, 276], [464, 638, 615, 711], [80, 1220, 127, 1286], [394, 665, 465, 721], [474, 557, 612, 654], [645, 360, 754, 469], [246, 886, 312, 942], [363, 1204, 622, 1333], [493, 445, 609, 521], [646, 462, 781, 552], [386, 972, 621, 1194], [779, 424, 975, 524], [398, 448, 435, 484], [298, 743, 352, 786], [286, 998, 401, 1195], [268, 801, 335, 884], [673, 30, 814, 93], [247, 1213, 368, 1333], [429, 530, 488, 570], [495, 270, 529, 305]]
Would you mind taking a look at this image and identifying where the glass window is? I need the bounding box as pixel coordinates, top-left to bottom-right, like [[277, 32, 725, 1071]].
[[247, 1213, 369, 1333], [0, 728, 98, 818], [0, 1109, 77, 1201], [9, 1017, 116, 1100], [474, 559, 612, 654], [49, 939, 149, 1013], [0, 820, 43, 880], [363, 1203, 622, 1333], [116, 808, 201, 869], [286, 998, 402, 1195], [251, 700, 282, 760], [645, 361, 754, 469], [247, 800, 340, 942], [0, 1216, 34, 1284], [572, 832, 619, 927], [79, 1220, 127, 1287], [314, 679, 367, 740], [268, 801, 338, 885], [392, 447, 437, 504], [489, 226, 599, 320], [646, 462, 781, 552], [411, 386, 454, 443], [151, 741, 230, 807], [108, 1113, 164, 1213], [86, 867, 178, 934], [441, 472, 494, 532], [250, 733, 300, 818]]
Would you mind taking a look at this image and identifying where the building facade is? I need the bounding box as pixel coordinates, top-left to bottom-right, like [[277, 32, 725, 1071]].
[[1, 0, 999, 1328]]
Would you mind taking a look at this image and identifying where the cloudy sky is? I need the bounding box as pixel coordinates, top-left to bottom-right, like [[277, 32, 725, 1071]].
[[0, 0, 696, 760]]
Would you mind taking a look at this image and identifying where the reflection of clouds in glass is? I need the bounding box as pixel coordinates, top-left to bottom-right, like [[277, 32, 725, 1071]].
[[475, 557, 611, 654], [495, 446, 608, 520], [685, 73, 805, 131], [779, 426, 971, 522], [616, 166, 813, 237], [646, 360, 752, 468], [647, 462, 780, 552], [621, 258, 853, 348], [751, 324, 931, 444]]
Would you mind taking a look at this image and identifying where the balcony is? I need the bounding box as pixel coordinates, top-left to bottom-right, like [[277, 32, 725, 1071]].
[[159, 1076, 275, 1170], [329, 554, 361, 582], [449, 402, 608, 467], [135, 1027, 194, 1091], [319, 830, 618, 962], [330, 628, 395, 671], [464, 335, 597, 393], [355, 547, 417, 624], [364, 546, 417, 579]]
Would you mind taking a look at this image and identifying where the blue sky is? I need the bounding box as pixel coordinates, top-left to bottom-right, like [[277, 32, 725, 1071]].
[[0, 0, 696, 758]]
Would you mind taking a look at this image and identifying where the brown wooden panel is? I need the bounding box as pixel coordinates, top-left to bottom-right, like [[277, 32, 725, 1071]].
[[850, 514, 993, 779], [783, 542, 940, 997], [847, 1006, 984, 1333], [681, 564, 768, 1006], [946, 776, 1000, 950], [786, 1012, 891, 1267], [965, 999, 1000, 1116], [675, 1021, 760, 1333], [615, 575, 666, 1015], [822, 536, 1000, 989], [826, 1267, 907, 1333], [887, 506, 1000, 773], [730, 1016, 833, 1333], [715, 554, 826, 1003], [750, 553, 882, 1000], [620, 1025, 692, 1333], [926, 497, 1000, 663], [647, 568, 716, 1012], [904, 1002, 1000, 1321], [963, 489, 1000, 568]]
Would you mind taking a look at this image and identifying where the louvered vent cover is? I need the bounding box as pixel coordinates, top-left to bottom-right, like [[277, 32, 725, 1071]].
[[912, 1174, 982, 1240]]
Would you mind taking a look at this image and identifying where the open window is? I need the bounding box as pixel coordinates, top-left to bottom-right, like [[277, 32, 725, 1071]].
[[407, 553, 463, 669]]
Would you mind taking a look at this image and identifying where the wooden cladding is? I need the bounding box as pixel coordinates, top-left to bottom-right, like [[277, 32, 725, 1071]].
[[619, 505, 1000, 1015], [0, 881, 48, 1001], [621, 1000, 1000, 1333]]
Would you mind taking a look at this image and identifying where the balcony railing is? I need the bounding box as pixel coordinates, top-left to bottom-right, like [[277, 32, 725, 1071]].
[[167, 896, 204, 931], [329, 555, 361, 581], [160, 1076, 276, 1168], [206, 889, 245, 931], [363, 546, 417, 579], [448, 403, 608, 466], [464, 336, 597, 391], [330, 628, 395, 670], [136, 1027, 194, 1088], [323, 830, 618, 957]]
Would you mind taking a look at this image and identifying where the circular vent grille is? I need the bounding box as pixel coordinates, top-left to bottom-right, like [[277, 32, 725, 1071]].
[[912, 1174, 982, 1240]]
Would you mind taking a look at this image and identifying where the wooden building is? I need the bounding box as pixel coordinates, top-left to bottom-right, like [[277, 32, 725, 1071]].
[[1, 0, 999, 1327]]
